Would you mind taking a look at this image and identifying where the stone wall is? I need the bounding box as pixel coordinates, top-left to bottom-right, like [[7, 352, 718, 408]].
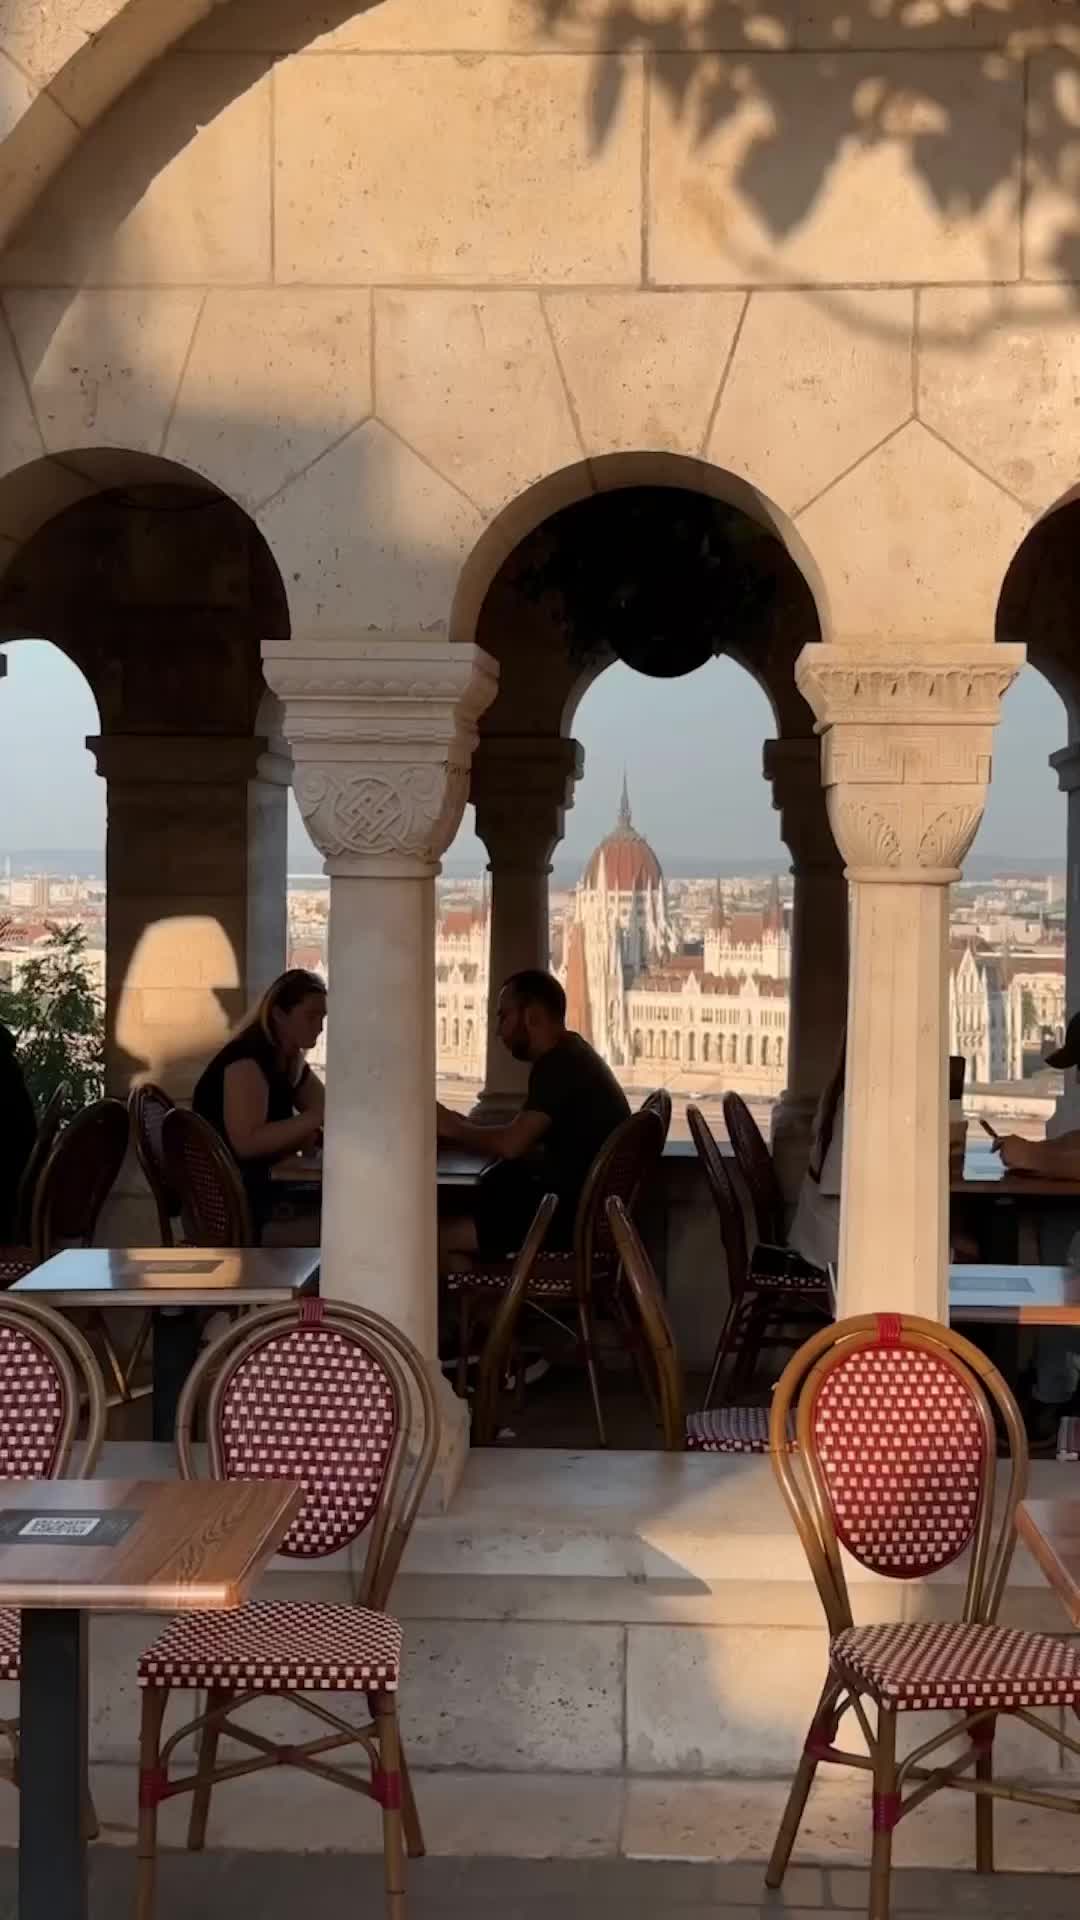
[[0, 0, 1075, 649]]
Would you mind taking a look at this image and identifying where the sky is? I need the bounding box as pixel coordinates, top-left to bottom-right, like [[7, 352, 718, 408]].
[[0, 639, 1068, 873]]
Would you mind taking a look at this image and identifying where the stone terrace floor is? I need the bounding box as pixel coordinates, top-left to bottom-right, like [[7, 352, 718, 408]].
[[2, 1853, 1078, 1918], [3, 1772, 1080, 1915]]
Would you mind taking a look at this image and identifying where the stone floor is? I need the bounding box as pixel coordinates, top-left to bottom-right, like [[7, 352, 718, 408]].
[[2, 1850, 1080, 1917], [3, 1767, 1080, 1912]]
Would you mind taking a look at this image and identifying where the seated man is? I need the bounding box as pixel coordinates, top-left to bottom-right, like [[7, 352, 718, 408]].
[[995, 1016, 1080, 1432], [437, 968, 630, 1263]]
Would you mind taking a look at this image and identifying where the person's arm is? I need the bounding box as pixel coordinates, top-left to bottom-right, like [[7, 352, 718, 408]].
[[294, 1063, 325, 1123], [436, 1101, 550, 1161], [998, 1132, 1080, 1180], [223, 1059, 321, 1162]]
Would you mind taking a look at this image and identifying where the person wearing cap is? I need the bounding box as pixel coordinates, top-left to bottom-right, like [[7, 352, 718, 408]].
[[993, 1016, 1080, 1435]]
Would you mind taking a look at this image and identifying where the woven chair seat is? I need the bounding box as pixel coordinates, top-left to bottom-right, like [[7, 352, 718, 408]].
[[748, 1244, 830, 1295], [138, 1600, 402, 1693], [685, 1405, 795, 1453], [0, 1609, 20, 1679], [0, 1249, 35, 1287], [446, 1251, 585, 1298], [831, 1620, 1080, 1713], [1057, 1415, 1080, 1462]]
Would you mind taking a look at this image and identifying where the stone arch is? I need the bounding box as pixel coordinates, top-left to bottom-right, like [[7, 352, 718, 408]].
[[997, 489, 1080, 728], [0, 447, 292, 1098]]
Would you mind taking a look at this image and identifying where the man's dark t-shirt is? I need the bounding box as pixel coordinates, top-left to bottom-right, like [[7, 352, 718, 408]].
[[469, 1033, 631, 1257]]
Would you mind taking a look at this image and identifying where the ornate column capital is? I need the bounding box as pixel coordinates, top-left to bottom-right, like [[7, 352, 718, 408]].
[[471, 735, 584, 872], [1050, 741, 1080, 794], [261, 637, 498, 878], [794, 642, 1025, 883], [762, 735, 840, 876]]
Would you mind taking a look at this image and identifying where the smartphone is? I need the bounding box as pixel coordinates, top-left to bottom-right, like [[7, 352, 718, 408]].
[[979, 1120, 1000, 1142]]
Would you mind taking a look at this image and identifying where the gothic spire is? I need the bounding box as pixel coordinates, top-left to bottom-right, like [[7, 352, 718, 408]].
[[617, 771, 632, 832]]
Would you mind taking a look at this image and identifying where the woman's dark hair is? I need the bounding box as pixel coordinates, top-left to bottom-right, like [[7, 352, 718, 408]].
[[255, 968, 327, 1043], [503, 969, 567, 1022]]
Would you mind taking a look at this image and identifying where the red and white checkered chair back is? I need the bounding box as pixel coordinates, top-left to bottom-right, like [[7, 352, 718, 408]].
[[0, 1298, 106, 1480], [808, 1340, 986, 1580], [214, 1318, 399, 1560], [162, 1108, 254, 1248], [181, 1299, 440, 1609], [769, 1314, 1026, 1637]]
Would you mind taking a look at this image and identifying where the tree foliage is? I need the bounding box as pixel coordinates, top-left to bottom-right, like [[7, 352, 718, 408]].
[[0, 923, 105, 1114]]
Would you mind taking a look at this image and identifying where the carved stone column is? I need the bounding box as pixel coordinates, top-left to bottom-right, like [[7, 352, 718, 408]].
[[797, 642, 1024, 1319], [262, 636, 498, 1506], [471, 735, 583, 1114], [1048, 741, 1080, 1134], [763, 736, 849, 1202]]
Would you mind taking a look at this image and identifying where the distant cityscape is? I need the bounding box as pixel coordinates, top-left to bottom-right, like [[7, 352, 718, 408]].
[[0, 807, 1069, 1142]]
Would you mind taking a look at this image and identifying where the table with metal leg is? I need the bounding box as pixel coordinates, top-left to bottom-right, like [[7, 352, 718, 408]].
[[0, 1477, 302, 1920]]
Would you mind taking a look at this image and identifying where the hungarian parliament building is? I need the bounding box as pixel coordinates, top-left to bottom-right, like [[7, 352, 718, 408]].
[[433, 782, 1066, 1101]]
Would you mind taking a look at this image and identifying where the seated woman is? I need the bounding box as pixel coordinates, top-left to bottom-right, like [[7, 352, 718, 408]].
[[193, 968, 326, 1243]]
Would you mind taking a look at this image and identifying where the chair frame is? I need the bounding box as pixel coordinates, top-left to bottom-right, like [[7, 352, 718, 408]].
[[451, 1106, 664, 1446], [0, 1296, 106, 1804], [30, 1096, 130, 1264], [722, 1091, 785, 1245], [687, 1104, 753, 1407], [766, 1312, 1080, 1920], [471, 1192, 558, 1444], [134, 1298, 440, 1920], [129, 1082, 179, 1247], [0, 1081, 71, 1284], [606, 1196, 684, 1449], [161, 1107, 255, 1248]]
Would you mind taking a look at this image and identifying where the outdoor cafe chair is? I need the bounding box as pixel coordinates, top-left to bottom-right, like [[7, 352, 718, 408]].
[[720, 1093, 831, 1377], [29, 1096, 130, 1264], [688, 1102, 832, 1405], [129, 1082, 179, 1246], [443, 1105, 665, 1446], [161, 1107, 255, 1248], [639, 1086, 672, 1146], [0, 1080, 71, 1286], [0, 1295, 106, 1814], [133, 1297, 440, 1920], [766, 1311, 1080, 1920], [606, 1195, 795, 1453]]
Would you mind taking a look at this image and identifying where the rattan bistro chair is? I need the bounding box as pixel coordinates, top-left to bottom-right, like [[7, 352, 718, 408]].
[[606, 1196, 794, 1454], [766, 1313, 1080, 1920], [134, 1298, 439, 1920], [471, 1192, 558, 1445], [640, 1087, 672, 1146], [0, 1081, 72, 1286], [129, 1083, 179, 1246], [688, 1103, 830, 1407], [30, 1097, 130, 1263], [720, 1093, 830, 1385], [0, 1297, 106, 1809], [444, 1106, 664, 1446], [161, 1107, 255, 1247]]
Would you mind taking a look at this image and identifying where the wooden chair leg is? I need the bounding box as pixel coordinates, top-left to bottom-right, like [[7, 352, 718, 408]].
[[373, 1691, 406, 1920], [765, 1678, 841, 1890], [135, 1688, 167, 1920], [869, 1708, 898, 1920], [974, 1718, 996, 1874], [455, 1292, 473, 1399], [703, 1300, 739, 1411], [731, 1296, 772, 1400], [400, 1737, 425, 1859], [577, 1300, 607, 1446], [187, 1689, 228, 1852]]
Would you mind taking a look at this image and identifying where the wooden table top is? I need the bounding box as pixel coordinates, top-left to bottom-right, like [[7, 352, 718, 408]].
[[949, 1264, 1080, 1325], [953, 1143, 1080, 1199], [273, 1146, 500, 1188], [1017, 1499, 1080, 1627], [11, 1247, 320, 1308], [0, 1478, 301, 1613]]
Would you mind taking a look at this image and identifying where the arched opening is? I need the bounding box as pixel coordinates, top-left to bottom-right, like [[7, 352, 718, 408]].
[[0, 451, 292, 1103], [989, 499, 1076, 1129], [458, 455, 836, 1140]]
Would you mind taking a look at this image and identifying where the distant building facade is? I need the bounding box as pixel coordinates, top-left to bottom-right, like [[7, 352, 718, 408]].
[[948, 942, 1066, 1085]]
